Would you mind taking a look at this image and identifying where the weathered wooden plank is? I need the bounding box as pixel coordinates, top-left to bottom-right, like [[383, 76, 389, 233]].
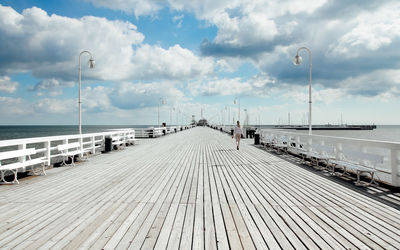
[[0, 127, 399, 250]]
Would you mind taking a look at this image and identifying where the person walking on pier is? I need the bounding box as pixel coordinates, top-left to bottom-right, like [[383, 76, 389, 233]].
[[233, 121, 243, 150]]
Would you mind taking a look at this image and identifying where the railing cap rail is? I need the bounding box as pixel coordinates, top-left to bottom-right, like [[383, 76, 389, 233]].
[[0, 129, 135, 147], [260, 129, 400, 147]]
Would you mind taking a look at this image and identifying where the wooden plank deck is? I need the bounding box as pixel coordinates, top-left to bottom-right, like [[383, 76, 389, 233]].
[[0, 127, 400, 249]]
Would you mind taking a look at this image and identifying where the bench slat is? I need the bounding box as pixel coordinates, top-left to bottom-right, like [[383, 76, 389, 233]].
[[0, 157, 46, 171], [0, 148, 37, 161]]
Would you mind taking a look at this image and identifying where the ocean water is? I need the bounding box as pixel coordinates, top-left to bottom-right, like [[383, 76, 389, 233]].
[[0, 125, 399, 143], [0, 125, 154, 141], [256, 125, 400, 143]]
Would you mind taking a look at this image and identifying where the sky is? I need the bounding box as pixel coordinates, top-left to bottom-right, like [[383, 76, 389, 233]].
[[0, 0, 399, 126]]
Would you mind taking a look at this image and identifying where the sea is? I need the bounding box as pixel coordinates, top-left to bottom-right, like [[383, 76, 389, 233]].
[[257, 125, 400, 143], [0, 125, 152, 141], [0, 125, 400, 143]]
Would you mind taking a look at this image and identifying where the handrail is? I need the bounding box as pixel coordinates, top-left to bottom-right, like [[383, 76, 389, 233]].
[[260, 129, 400, 187], [0, 129, 136, 169]]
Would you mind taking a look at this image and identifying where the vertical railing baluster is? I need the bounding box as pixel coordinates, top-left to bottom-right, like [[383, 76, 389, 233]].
[[92, 136, 96, 154], [391, 148, 399, 186], [45, 141, 51, 166]]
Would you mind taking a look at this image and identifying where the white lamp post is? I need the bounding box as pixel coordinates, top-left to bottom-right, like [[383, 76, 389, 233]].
[[293, 47, 312, 135], [234, 98, 240, 124], [78, 50, 95, 135], [158, 97, 165, 127]]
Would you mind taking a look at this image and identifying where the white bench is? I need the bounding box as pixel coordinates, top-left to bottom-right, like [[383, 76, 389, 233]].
[[328, 150, 383, 186], [272, 135, 288, 154], [57, 142, 89, 167], [111, 136, 127, 150], [299, 144, 335, 168], [126, 134, 138, 145], [0, 148, 47, 184]]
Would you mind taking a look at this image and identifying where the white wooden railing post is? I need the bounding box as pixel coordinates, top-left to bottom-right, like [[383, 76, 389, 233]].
[[296, 136, 300, 154], [91, 136, 96, 154], [391, 148, 399, 186], [18, 143, 26, 163], [361, 146, 368, 166], [79, 135, 84, 157], [45, 141, 51, 166], [307, 135, 312, 152], [336, 142, 343, 160]]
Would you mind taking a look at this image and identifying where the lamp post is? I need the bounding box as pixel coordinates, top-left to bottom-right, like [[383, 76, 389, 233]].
[[170, 107, 173, 125], [293, 47, 312, 135], [244, 108, 248, 126], [234, 98, 240, 124], [225, 106, 230, 125], [78, 50, 95, 135], [158, 97, 165, 127]]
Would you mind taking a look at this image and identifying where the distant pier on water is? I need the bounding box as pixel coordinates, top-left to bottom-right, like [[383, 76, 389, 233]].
[[274, 124, 377, 130], [0, 126, 399, 249]]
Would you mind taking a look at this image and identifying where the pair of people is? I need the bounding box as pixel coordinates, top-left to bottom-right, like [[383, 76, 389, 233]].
[[232, 121, 242, 150]]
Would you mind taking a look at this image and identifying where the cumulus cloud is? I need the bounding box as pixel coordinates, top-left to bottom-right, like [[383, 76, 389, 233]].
[[30, 78, 74, 96], [131, 44, 214, 80], [338, 69, 400, 97], [0, 5, 213, 83], [189, 73, 277, 96], [283, 87, 345, 105], [0, 76, 18, 93], [110, 81, 185, 109], [0, 96, 30, 115], [34, 98, 76, 114], [84, 0, 164, 17], [327, 2, 400, 58]]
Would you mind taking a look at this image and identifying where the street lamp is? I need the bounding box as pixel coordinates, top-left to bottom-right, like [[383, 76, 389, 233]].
[[78, 50, 95, 135], [234, 98, 240, 124], [293, 47, 312, 135], [170, 107, 175, 125], [158, 97, 165, 127]]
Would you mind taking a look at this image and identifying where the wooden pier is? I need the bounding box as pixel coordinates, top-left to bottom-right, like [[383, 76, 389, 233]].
[[0, 127, 399, 249]]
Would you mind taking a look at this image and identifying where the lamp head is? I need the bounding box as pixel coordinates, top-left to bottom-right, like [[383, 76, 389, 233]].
[[88, 58, 95, 68], [234, 99, 237, 104], [293, 54, 302, 65]]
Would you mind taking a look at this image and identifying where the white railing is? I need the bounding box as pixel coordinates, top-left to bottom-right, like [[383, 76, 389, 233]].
[[135, 125, 189, 138], [260, 129, 400, 187], [0, 129, 135, 172]]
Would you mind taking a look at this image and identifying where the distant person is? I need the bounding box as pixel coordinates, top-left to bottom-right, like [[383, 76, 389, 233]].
[[232, 121, 243, 150]]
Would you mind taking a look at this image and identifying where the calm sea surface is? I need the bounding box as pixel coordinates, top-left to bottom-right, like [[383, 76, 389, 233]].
[[257, 125, 400, 143], [0, 125, 399, 143], [0, 125, 152, 141]]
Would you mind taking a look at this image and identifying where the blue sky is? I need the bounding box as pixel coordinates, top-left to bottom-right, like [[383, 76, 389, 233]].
[[0, 0, 399, 125]]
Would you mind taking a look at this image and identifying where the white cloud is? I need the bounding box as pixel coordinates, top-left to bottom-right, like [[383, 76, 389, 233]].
[[34, 98, 76, 114], [215, 58, 242, 72], [82, 86, 113, 112], [285, 88, 345, 105], [210, 12, 278, 47], [0, 76, 18, 93], [0, 5, 213, 83], [189, 73, 276, 96], [110, 81, 185, 109], [31, 78, 74, 96], [85, 0, 164, 17], [337, 69, 400, 97], [84, 0, 327, 48], [0, 96, 30, 115], [189, 77, 248, 96], [327, 2, 400, 58], [131, 44, 214, 80], [173, 14, 184, 28]]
